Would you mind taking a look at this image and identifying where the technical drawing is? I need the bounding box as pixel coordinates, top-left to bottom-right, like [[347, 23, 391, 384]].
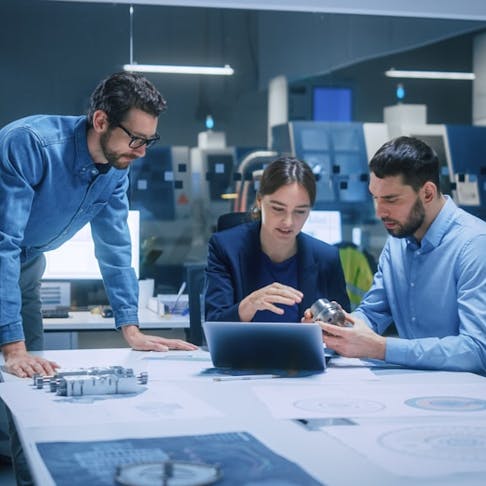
[[36, 432, 324, 486], [293, 397, 385, 414], [115, 461, 221, 486], [404, 396, 486, 411], [378, 425, 486, 461]]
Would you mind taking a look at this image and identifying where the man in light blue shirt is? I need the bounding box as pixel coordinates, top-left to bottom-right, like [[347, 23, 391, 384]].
[[314, 136, 486, 373]]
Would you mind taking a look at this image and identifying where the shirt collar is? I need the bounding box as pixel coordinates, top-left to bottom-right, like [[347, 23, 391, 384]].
[[74, 116, 96, 168], [406, 195, 456, 252]]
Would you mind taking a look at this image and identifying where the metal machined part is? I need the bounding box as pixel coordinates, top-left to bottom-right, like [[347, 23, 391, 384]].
[[32, 366, 148, 396], [310, 298, 347, 326]]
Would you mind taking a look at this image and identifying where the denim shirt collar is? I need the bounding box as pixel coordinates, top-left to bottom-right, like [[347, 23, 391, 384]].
[[74, 116, 101, 179]]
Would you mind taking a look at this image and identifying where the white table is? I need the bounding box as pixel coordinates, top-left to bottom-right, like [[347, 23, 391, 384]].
[[1, 349, 486, 486], [42, 309, 190, 349], [42, 308, 189, 331]]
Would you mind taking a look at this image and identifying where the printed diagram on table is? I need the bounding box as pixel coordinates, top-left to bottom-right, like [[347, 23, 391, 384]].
[[404, 396, 486, 412], [293, 397, 386, 414], [377, 425, 486, 461]]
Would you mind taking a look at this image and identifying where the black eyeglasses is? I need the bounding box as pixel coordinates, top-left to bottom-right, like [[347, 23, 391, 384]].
[[118, 123, 160, 149]]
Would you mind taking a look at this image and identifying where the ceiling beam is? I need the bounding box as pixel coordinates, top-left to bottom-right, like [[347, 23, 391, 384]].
[[50, 0, 486, 21]]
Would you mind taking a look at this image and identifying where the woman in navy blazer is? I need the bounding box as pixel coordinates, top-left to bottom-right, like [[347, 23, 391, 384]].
[[205, 157, 350, 322]]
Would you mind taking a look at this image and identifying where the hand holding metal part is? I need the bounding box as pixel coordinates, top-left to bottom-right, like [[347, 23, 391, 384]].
[[310, 298, 351, 327]]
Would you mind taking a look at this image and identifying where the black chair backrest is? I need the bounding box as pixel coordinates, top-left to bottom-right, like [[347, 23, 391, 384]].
[[216, 211, 251, 232], [184, 263, 206, 346]]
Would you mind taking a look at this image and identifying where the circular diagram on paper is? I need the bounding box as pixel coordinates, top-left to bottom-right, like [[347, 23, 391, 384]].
[[293, 397, 385, 414], [115, 461, 221, 486], [378, 425, 486, 461], [404, 396, 486, 412]]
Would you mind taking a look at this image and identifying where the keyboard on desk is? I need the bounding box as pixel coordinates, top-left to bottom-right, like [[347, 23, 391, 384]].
[[41, 308, 70, 319]]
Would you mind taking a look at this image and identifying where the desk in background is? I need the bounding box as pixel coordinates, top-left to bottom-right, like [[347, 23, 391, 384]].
[[43, 309, 189, 349], [1, 348, 486, 485]]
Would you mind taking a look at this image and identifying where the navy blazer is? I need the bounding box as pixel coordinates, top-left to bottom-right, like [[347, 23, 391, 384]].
[[205, 221, 350, 322]]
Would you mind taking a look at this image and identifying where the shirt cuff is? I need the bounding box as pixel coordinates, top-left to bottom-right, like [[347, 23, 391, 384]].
[[0, 322, 25, 347], [384, 336, 408, 365], [114, 309, 139, 329], [351, 310, 371, 327]]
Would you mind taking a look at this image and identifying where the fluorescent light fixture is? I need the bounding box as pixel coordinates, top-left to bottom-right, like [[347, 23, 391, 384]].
[[385, 69, 475, 80], [123, 63, 234, 76], [124, 6, 233, 77], [220, 193, 238, 200]]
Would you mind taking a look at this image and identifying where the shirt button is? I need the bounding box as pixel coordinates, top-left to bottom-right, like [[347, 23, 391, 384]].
[[410, 282, 415, 287], [91, 169, 98, 176], [412, 316, 416, 321]]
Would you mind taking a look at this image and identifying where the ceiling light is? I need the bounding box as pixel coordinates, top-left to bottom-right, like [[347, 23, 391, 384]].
[[385, 69, 475, 80], [220, 193, 238, 200], [123, 63, 234, 76], [123, 6, 233, 76]]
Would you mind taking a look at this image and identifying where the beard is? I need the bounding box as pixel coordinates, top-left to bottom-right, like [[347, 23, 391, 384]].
[[99, 132, 137, 170], [382, 196, 425, 238]]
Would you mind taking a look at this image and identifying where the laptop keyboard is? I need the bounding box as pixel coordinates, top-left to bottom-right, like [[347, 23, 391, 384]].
[[41, 308, 70, 319]]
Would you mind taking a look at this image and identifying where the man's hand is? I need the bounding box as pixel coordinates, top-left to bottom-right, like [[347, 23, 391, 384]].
[[301, 307, 314, 323], [2, 342, 59, 378], [121, 325, 198, 352], [238, 283, 303, 322], [318, 313, 386, 360]]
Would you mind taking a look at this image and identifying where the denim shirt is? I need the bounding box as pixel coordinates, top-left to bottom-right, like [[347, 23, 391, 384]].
[[354, 196, 486, 373], [0, 115, 139, 346]]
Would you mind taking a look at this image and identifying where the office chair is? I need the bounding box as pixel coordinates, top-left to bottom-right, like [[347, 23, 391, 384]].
[[184, 262, 207, 346], [216, 211, 252, 232]]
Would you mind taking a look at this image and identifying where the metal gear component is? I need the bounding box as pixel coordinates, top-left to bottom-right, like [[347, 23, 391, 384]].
[[310, 298, 347, 326]]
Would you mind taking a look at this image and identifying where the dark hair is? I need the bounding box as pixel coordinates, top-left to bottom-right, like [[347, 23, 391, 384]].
[[86, 72, 167, 127], [256, 156, 316, 206], [369, 136, 441, 192]]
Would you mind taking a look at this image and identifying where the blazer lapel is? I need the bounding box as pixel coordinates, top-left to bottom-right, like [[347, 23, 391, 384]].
[[239, 223, 261, 298], [297, 234, 319, 314]]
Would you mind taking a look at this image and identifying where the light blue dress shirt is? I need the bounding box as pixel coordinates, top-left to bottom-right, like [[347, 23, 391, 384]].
[[0, 115, 139, 346], [354, 196, 486, 373]]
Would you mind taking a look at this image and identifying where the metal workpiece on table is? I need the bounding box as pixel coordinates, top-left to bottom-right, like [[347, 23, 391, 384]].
[[32, 366, 148, 396]]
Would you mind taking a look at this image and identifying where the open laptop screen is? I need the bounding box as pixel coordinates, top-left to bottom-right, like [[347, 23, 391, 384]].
[[203, 321, 325, 373]]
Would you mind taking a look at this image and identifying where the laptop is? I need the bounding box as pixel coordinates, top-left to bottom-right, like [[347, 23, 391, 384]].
[[202, 321, 326, 374]]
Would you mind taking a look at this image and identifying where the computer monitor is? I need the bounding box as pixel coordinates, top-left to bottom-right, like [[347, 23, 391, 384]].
[[313, 87, 352, 122], [302, 210, 342, 245], [42, 210, 140, 280]]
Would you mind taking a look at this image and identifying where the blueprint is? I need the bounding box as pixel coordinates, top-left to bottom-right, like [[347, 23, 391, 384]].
[[36, 431, 324, 486]]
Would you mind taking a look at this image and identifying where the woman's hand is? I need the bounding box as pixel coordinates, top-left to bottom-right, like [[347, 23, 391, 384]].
[[238, 283, 303, 321]]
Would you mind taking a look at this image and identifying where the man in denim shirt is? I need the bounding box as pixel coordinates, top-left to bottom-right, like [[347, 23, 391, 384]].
[[307, 137, 486, 373], [0, 72, 197, 379]]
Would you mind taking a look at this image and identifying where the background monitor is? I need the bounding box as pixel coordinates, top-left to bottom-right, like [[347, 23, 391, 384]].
[[302, 210, 342, 245], [313, 87, 352, 122], [42, 210, 140, 280]]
